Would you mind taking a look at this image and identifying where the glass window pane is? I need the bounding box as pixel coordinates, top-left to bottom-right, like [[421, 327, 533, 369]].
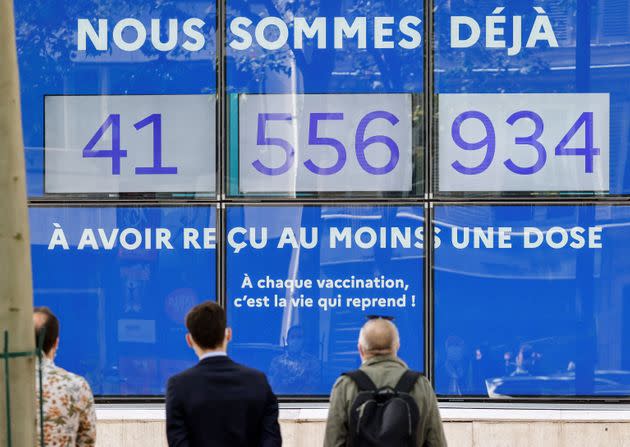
[[226, 205, 424, 395], [226, 1, 424, 197], [30, 206, 217, 395], [434, 0, 629, 196], [434, 205, 630, 397], [15, 1, 217, 199]]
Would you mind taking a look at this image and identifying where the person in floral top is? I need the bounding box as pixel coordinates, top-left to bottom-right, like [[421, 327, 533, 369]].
[[34, 307, 96, 447]]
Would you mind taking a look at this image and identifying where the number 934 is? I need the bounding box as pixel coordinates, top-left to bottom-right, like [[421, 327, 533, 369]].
[[450, 110, 600, 175]]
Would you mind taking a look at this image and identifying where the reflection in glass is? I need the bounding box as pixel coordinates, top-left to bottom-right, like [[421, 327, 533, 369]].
[[434, 205, 630, 397], [269, 325, 322, 393], [30, 206, 217, 395], [226, 0, 425, 197], [434, 0, 630, 195], [15, 0, 217, 198], [227, 205, 424, 395]]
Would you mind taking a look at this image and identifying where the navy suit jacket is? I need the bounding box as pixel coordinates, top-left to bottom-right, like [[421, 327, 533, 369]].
[[166, 356, 282, 447]]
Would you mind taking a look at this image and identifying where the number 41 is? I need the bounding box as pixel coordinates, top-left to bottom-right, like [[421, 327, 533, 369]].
[[82, 113, 177, 175]]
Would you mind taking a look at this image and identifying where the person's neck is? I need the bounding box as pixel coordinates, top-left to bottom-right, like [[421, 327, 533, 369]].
[[196, 346, 227, 359], [38, 353, 55, 365], [361, 351, 396, 363]]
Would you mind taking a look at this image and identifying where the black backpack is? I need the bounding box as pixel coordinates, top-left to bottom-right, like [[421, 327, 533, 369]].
[[343, 369, 421, 447]]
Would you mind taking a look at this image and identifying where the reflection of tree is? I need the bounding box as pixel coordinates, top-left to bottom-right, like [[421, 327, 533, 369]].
[[14, 0, 217, 92], [227, 0, 337, 91], [345, 0, 422, 91], [434, 0, 579, 93], [228, 0, 423, 92]]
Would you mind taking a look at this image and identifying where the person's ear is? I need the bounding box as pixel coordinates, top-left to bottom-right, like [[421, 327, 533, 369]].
[[226, 327, 233, 343], [185, 333, 194, 349]]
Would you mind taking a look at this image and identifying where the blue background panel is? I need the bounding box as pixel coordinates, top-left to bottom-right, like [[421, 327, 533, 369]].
[[434, 0, 630, 193], [14, 0, 217, 197], [434, 205, 630, 397], [30, 206, 217, 395], [226, 205, 424, 395], [227, 0, 423, 94]]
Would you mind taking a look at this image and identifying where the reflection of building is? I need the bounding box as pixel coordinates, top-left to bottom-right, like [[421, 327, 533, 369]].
[[268, 326, 322, 393], [434, 205, 630, 398], [594, 0, 629, 43]]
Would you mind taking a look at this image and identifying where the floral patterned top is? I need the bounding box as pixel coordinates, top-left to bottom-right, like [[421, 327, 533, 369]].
[[36, 357, 96, 447]]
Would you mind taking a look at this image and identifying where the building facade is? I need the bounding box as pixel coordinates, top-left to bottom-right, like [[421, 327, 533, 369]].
[[14, 0, 630, 443]]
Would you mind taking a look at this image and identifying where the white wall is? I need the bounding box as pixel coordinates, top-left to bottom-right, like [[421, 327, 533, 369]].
[[94, 406, 630, 447]]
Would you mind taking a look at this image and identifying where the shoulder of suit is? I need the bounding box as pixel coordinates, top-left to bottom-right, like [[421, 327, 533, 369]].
[[230, 360, 268, 380], [168, 364, 199, 384]]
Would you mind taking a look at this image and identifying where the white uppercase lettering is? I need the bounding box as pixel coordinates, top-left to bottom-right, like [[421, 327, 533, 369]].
[[451, 16, 481, 48], [78, 15, 429, 52], [182, 18, 206, 51], [450, 7, 559, 55], [255, 17, 289, 50], [508, 15, 522, 56], [229, 16, 253, 50], [294, 17, 326, 49], [526, 8, 559, 48], [151, 19, 178, 52], [399, 16, 422, 49], [113, 18, 147, 52], [485, 7, 506, 49], [77, 19, 108, 51], [334, 17, 367, 49], [374, 16, 395, 49]]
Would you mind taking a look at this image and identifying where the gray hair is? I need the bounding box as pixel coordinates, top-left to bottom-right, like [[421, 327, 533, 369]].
[[358, 318, 400, 357]]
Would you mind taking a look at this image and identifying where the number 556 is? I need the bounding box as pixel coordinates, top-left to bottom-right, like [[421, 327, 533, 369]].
[[252, 111, 402, 176]]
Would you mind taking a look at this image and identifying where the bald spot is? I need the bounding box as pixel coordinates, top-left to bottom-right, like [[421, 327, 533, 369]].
[[359, 319, 400, 356], [33, 312, 46, 330]]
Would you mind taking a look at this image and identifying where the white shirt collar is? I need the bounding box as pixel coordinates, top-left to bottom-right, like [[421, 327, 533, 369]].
[[199, 351, 227, 361]]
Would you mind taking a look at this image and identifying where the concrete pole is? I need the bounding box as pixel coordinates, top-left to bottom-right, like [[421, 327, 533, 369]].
[[0, 0, 37, 445]]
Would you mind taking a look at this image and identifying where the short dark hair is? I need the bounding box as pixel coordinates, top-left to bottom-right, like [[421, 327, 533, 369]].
[[287, 325, 303, 339], [33, 307, 59, 355], [185, 301, 226, 350]]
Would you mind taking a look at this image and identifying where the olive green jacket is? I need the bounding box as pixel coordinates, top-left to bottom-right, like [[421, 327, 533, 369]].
[[324, 355, 447, 447]]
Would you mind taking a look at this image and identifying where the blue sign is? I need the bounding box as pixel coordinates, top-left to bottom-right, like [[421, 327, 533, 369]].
[[227, 0, 423, 93], [434, 205, 630, 397], [434, 0, 630, 194], [226, 0, 424, 195], [226, 205, 424, 395], [30, 206, 217, 395], [14, 0, 217, 197]]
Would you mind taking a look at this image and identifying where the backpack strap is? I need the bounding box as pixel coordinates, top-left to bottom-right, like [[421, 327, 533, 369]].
[[343, 370, 377, 392], [394, 370, 421, 393]]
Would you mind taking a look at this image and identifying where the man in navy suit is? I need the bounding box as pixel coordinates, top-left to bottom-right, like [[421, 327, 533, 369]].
[[166, 301, 282, 446]]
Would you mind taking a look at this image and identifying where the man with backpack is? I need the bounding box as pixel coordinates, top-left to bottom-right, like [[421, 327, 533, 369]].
[[324, 317, 447, 447]]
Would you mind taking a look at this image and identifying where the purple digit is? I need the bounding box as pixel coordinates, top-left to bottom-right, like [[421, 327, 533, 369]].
[[355, 111, 400, 175], [555, 112, 600, 173], [451, 111, 495, 175], [252, 113, 295, 176], [134, 114, 177, 175], [504, 110, 546, 175], [82, 114, 127, 175], [304, 113, 346, 175]]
